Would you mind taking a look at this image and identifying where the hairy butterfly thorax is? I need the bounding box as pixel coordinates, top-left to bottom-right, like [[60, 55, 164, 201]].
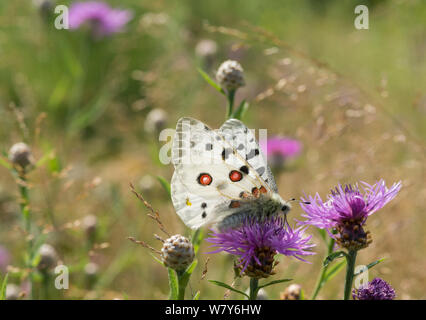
[[170, 117, 291, 230], [218, 193, 291, 231]]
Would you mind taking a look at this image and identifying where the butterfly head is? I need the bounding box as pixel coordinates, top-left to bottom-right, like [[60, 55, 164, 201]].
[[270, 193, 291, 216], [281, 202, 291, 215]]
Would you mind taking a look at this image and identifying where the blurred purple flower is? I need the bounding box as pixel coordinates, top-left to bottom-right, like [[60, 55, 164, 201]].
[[69, 1, 132, 37], [299, 180, 401, 250], [352, 278, 396, 300], [0, 245, 11, 272], [206, 217, 315, 278], [260, 137, 302, 168]]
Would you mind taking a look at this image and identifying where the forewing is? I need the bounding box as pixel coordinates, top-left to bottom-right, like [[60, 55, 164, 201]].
[[171, 117, 264, 229], [219, 118, 278, 192]]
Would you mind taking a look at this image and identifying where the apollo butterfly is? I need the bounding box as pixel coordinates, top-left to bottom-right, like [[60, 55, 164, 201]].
[[170, 117, 291, 230]]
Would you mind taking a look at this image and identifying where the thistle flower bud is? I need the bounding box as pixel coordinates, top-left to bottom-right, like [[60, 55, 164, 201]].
[[352, 278, 395, 300], [138, 175, 156, 194], [82, 215, 98, 238], [195, 39, 218, 58], [84, 262, 99, 277], [32, 0, 53, 16], [144, 108, 168, 134], [8, 142, 34, 169], [161, 234, 194, 272], [216, 60, 245, 92], [336, 219, 372, 251], [5, 284, 21, 300], [37, 244, 58, 271], [280, 284, 302, 300]]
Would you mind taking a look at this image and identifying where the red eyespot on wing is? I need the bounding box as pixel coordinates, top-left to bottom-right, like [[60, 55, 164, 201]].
[[229, 170, 242, 182], [252, 187, 260, 197], [197, 173, 213, 186], [239, 191, 250, 199], [229, 200, 241, 208], [259, 186, 267, 194]]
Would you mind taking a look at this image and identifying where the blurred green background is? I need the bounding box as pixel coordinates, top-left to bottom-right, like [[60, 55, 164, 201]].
[[0, 0, 425, 299]]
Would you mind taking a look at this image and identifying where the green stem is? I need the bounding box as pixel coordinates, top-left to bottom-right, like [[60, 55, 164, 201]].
[[343, 250, 357, 300], [249, 278, 259, 300], [226, 89, 236, 119], [167, 268, 178, 300], [42, 272, 50, 300], [177, 277, 186, 300], [311, 238, 335, 300], [177, 269, 192, 300], [17, 172, 34, 299]]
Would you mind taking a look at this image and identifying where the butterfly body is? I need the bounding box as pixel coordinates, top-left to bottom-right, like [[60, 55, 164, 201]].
[[217, 192, 290, 231], [171, 117, 290, 230]]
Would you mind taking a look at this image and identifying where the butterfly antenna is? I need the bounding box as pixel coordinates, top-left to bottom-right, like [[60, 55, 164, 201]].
[[288, 198, 311, 205]]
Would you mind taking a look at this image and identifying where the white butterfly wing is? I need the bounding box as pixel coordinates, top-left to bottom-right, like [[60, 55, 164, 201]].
[[220, 118, 278, 192], [171, 172, 230, 228], [171, 117, 274, 229]]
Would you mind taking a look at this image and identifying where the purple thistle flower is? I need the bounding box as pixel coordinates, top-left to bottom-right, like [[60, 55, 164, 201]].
[[299, 180, 401, 250], [352, 278, 396, 300], [206, 217, 315, 278], [260, 137, 302, 168], [69, 1, 132, 37]]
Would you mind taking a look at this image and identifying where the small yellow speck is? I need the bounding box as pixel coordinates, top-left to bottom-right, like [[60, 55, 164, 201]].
[[186, 198, 192, 206]]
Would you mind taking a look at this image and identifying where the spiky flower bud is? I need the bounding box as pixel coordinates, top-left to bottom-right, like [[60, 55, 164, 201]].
[[84, 262, 99, 277], [32, 0, 53, 16], [8, 142, 34, 169], [5, 284, 21, 300], [335, 219, 372, 251], [161, 234, 194, 272], [352, 278, 396, 300], [138, 175, 156, 194], [37, 244, 58, 271], [280, 284, 302, 300], [144, 108, 168, 134], [216, 60, 245, 92], [195, 39, 218, 58], [82, 214, 98, 238]]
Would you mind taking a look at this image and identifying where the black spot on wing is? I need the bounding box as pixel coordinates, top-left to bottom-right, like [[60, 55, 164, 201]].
[[202, 212, 207, 218], [239, 165, 249, 174], [246, 149, 258, 160], [201, 202, 207, 208], [221, 148, 233, 160], [205, 143, 213, 151], [256, 167, 266, 176]]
